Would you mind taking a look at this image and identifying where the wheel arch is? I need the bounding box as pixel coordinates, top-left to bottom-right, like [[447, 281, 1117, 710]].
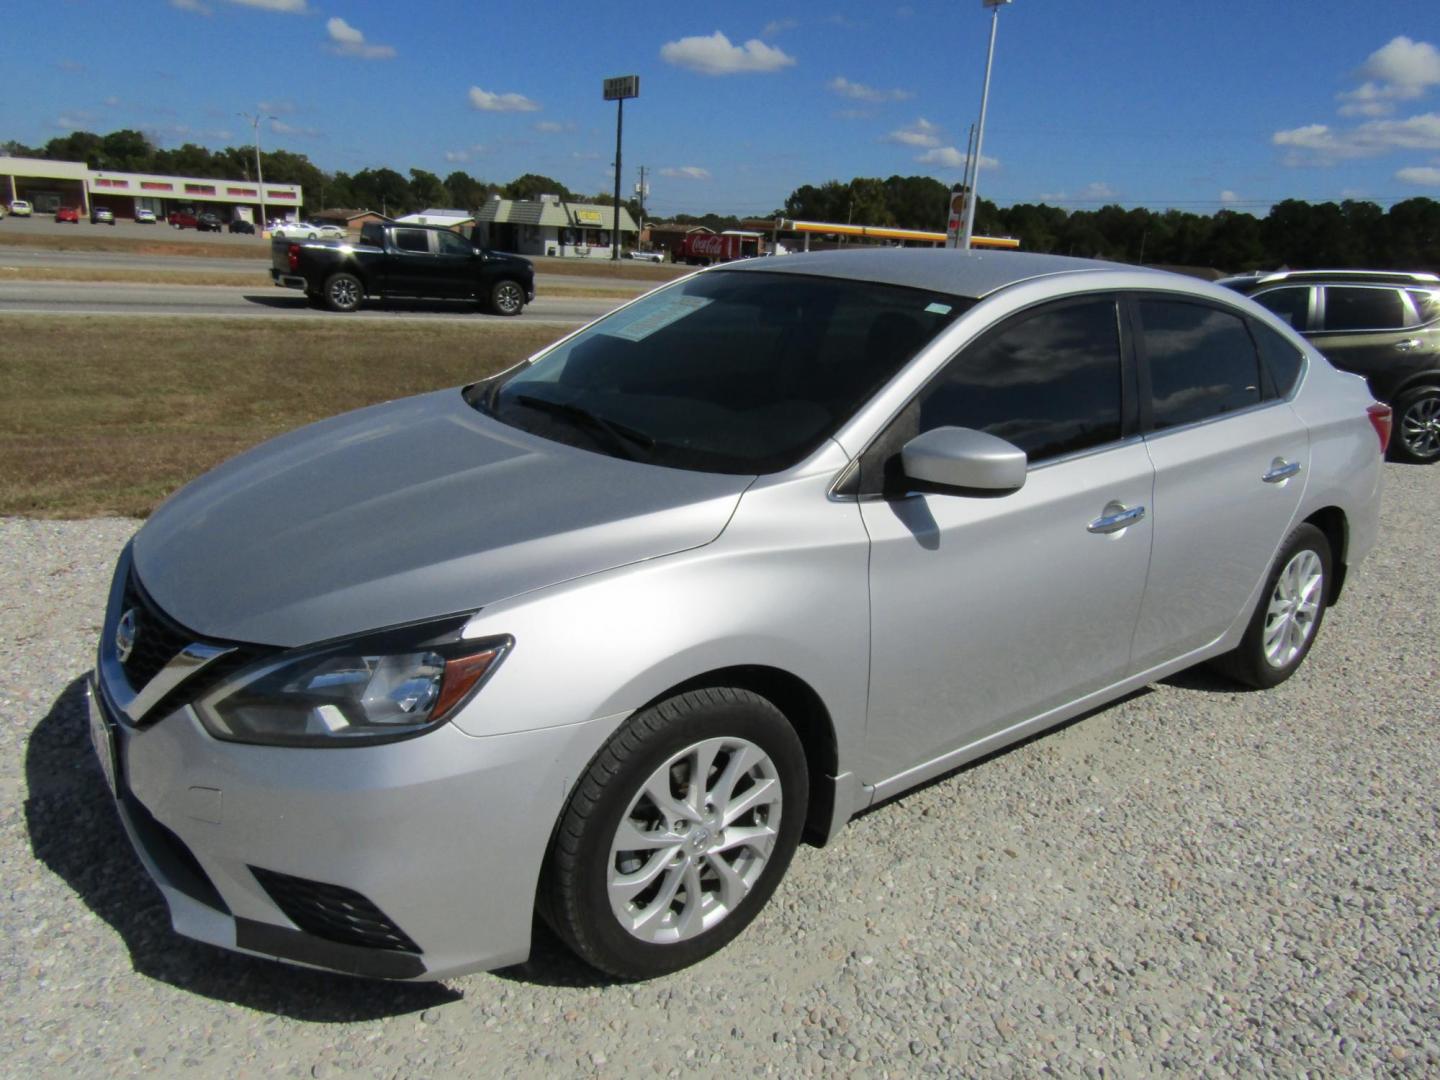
[[1303, 505, 1348, 603], [640, 664, 842, 848]]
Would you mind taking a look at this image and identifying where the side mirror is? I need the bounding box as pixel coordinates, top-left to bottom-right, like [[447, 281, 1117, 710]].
[[900, 426, 1027, 494]]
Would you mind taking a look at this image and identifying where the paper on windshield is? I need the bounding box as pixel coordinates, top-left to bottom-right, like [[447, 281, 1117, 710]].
[[602, 295, 713, 342]]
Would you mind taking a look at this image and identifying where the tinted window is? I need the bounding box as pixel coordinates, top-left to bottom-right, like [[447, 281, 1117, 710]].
[[1141, 300, 1261, 430], [915, 299, 1123, 463], [1323, 286, 1405, 331], [436, 230, 472, 256], [485, 271, 971, 474], [1407, 288, 1440, 325], [393, 229, 431, 253], [1250, 320, 1305, 398], [1253, 286, 1309, 329]]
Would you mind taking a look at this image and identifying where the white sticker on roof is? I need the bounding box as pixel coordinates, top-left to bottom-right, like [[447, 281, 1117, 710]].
[[924, 302, 952, 315], [602, 295, 713, 342]]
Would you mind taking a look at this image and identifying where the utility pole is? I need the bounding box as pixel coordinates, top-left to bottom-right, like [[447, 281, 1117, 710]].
[[960, 0, 1012, 250], [238, 110, 276, 230], [635, 165, 648, 233]]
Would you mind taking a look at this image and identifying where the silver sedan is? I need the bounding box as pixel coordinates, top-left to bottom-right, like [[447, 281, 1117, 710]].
[[88, 249, 1386, 981]]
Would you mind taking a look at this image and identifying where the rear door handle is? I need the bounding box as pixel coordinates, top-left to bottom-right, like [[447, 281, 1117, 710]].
[[1087, 504, 1145, 534], [1394, 338, 1422, 352], [1262, 460, 1302, 484]]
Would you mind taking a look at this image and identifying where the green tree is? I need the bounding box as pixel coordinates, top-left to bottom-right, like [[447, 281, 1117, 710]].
[[408, 168, 447, 209], [503, 173, 573, 201]]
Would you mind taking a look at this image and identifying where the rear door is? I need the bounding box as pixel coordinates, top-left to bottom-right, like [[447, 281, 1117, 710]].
[[385, 227, 437, 295], [1132, 295, 1308, 670], [1310, 285, 1438, 401]]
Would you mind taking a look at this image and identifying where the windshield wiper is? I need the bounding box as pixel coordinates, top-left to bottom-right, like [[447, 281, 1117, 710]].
[[511, 394, 656, 460]]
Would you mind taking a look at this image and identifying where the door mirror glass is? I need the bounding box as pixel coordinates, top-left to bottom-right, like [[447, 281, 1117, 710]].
[[900, 426, 1027, 494]]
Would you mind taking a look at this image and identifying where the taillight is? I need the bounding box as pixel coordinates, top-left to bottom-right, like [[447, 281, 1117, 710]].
[[287, 243, 300, 272], [1367, 403, 1392, 454]]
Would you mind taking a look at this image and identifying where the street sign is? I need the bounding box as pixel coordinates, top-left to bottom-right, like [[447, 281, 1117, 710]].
[[603, 75, 640, 101], [946, 186, 969, 243]]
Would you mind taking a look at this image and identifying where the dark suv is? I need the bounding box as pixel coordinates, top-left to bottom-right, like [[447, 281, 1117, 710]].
[[1220, 270, 1440, 463]]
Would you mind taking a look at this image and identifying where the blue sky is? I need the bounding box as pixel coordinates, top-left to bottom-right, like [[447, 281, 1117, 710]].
[[2, 0, 1439, 219]]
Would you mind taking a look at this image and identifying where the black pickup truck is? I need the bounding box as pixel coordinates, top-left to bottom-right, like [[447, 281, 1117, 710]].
[[271, 221, 535, 315]]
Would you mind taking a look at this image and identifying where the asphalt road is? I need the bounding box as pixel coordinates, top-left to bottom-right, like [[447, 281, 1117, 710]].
[[0, 279, 623, 324]]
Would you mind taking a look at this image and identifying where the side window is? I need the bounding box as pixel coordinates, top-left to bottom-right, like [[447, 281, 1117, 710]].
[[393, 229, 431, 254], [1140, 299, 1261, 430], [436, 230, 472, 256], [1322, 286, 1405, 331], [1249, 319, 1305, 398], [1252, 286, 1309, 329]]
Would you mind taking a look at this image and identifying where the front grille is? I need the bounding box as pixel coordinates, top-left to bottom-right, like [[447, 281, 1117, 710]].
[[249, 867, 421, 954], [119, 574, 195, 692]]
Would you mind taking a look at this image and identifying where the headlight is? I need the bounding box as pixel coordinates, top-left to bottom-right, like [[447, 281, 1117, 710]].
[[194, 624, 511, 747]]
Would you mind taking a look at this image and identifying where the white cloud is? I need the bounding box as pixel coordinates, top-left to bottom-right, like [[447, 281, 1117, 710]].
[[660, 31, 796, 75], [1273, 112, 1440, 164], [828, 76, 911, 103], [56, 112, 97, 130], [270, 118, 320, 137], [916, 146, 997, 171], [325, 17, 395, 60], [1397, 164, 1440, 185], [103, 96, 121, 108], [170, 0, 212, 13], [445, 146, 485, 163], [534, 120, 574, 134], [835, 108, 875, 120], [225, 0, 308, 11], [660, 166, 712, 180], [1080, 181, 1116, 199], [258, 99, 296, 115], [1220, 189, 1241, 205], [762, 18, 798, 37], [468, 87, 541, 112], [885, 118, 941, 148], [1336, 39, 1440, 116]]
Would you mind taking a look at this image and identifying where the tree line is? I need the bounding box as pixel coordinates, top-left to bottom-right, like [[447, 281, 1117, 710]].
[[5, 130, 1436, 271], [1, 129, 642, 222], [783, 176, 1440, 273]]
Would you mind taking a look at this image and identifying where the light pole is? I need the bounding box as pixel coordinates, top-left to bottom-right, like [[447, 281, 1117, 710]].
[[239, 111, 276, 231], [960, 0, 1011, 250]]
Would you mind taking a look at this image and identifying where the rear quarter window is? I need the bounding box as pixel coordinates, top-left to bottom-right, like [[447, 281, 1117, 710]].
[[1249, 320, 1305, 398]]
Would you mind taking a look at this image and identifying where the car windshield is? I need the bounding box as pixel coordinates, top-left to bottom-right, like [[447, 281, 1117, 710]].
[[476, 269, 972, 474]]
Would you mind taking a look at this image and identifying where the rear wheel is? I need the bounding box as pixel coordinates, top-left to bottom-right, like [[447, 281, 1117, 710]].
[[489, 278, 525, 316], [323, 272, 364, 313], [1212, 522, 1331, 689], [540, 687, 807, 979], [1390, 385, 1440, 464]]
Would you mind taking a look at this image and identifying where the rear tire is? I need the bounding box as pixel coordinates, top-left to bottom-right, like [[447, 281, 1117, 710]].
[[1389, 385, 1440, 464], [1212, 522, 1331, 689], [323, 272, 364, 313], [540, 687, 807, 979]]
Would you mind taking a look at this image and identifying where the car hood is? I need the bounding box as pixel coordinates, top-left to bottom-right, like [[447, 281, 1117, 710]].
[[132, 389, 752, 647]]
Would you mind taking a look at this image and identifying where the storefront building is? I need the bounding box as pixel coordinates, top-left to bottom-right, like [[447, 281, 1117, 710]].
[[473, 195, 637, 258]]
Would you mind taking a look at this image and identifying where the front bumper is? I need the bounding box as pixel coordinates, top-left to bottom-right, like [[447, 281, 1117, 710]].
[[88, 669, 616, 981]]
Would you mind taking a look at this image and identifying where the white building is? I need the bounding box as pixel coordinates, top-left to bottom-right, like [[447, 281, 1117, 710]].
[[473, 195, 638, 258]]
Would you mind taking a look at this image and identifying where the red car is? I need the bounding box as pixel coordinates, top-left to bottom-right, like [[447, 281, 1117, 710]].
[[54, 206, 80, 224], [167, 209, 198, 229]]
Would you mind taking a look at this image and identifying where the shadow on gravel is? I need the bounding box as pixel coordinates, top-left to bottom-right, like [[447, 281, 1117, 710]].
[[490, 918, 626, 990], [242, 294, 489, 316], [24, 674, 461, 1022], [1161, 666, 1251, 693]]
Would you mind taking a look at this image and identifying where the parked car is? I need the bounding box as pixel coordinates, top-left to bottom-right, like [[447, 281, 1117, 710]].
[[9, 199, 33, 217], [272, 221, 534, 314], [168, 209, 198, 229], [1220, 269, 1440, 463], [55, 206, 80, 224], [196, 212, 224, 233], [270, 219, 345, 241], [134, 207, 157, 224], [89, 250, 1386, 982], [90, 207, 116, 226], [228, 218, 256, 235]]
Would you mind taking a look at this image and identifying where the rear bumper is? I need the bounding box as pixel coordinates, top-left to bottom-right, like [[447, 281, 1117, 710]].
[[271, 270, 308, 291]]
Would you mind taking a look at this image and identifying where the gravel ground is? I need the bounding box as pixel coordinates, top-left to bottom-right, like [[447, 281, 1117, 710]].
[[2, 463, 1437, 1078]]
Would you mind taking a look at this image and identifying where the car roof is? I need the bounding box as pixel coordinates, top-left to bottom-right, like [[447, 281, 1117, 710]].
[[715, 247, 1174, 300]]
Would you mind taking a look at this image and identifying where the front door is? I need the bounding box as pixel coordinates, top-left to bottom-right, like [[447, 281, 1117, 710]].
[[859, 296, 1154, 782]]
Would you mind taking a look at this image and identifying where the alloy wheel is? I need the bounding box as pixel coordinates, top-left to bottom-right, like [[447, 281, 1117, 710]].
[[494, 282, 524, 315], [1399, 394, 1440, 460], [607, 736, 782, 945], [1262, 549, 1324, 668]]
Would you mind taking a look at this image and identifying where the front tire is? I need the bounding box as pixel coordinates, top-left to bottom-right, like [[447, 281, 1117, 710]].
[[323, 272, 364, 313], [488, 279, 525, 316], [1390, 385, 1440, 464], [541, 687, 807, 979], [1212, 522, 1332, 689]]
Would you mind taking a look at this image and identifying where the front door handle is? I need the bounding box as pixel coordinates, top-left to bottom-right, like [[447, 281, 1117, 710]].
[[1087, 503, 1145, 534], [1394, 338, 1422, 352], [1262, 460, 1303, 484]]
